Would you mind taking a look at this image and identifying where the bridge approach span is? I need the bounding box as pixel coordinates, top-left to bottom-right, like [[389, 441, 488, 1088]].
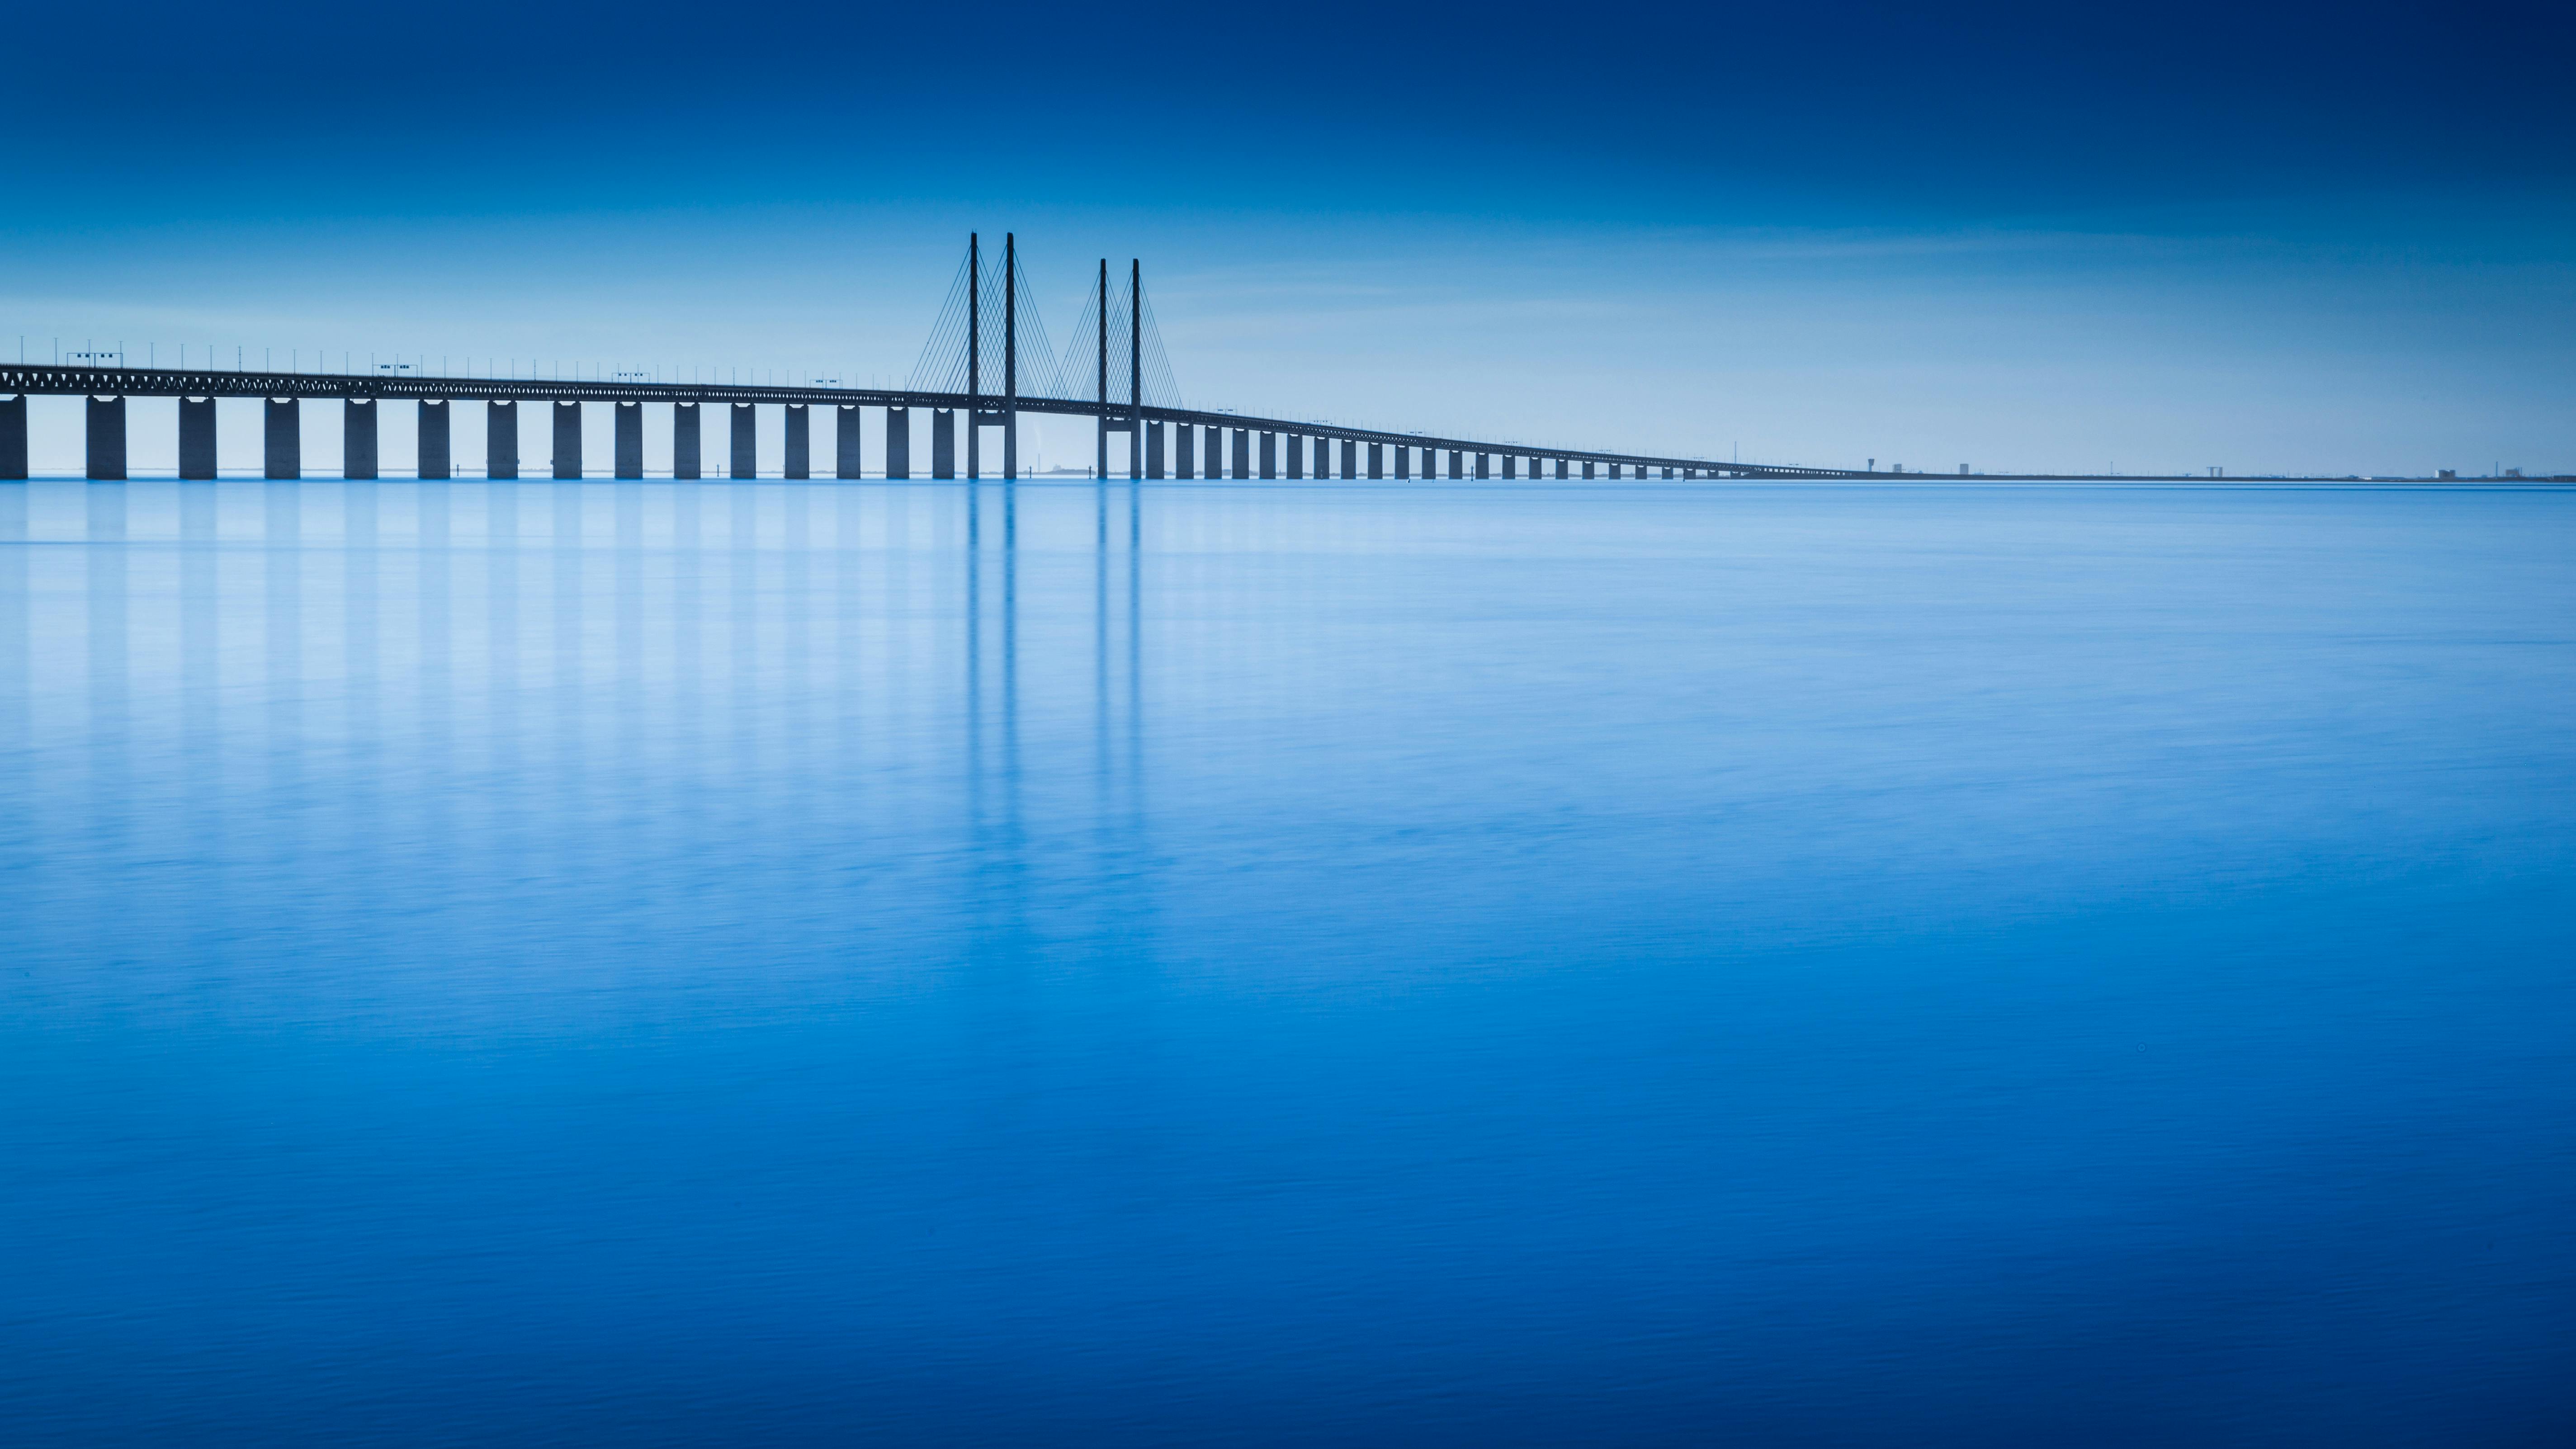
[[0, 362, 1848, 482]]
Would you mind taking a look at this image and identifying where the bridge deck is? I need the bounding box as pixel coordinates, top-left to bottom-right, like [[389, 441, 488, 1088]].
[[0, 363, 1838, 478]]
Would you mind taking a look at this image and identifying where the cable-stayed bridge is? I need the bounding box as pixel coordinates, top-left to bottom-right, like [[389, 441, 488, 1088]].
[[0, 233, 1850, 484]]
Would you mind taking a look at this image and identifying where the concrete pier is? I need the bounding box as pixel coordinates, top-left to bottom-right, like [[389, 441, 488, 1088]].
[[1260, 431, 1277, 479], [344, 400, 378, 479], [836, 406, 862, 478], [673, 404, 700, 480], [1393, 444, 1408, 481], [615, 403, 643, 479], [1582, 461, 1595, 480], [487, 401, 516, 479], [1555, 458, 1569, 479], [0, 395, 25, 480], [179, 397, 217, 479], [87, 396, 127, 480], [730, 404, 756, 479], [931, 409, 955, 479], [552, 402, 581, 479], [1172, 425, 1192, 480], [1146, 420, 1165, 478], [1231, 428, 1250, 479], [1368, 443, 1385, 480], [1286, 434, 1304, 480], [1503, 455, 1517, 480], [784, 405, 810, 479], [1476, 452, 1490, 480], [264, 398, 299, 480], [885, 407, 910, 479], [420, 401, 450, 479]]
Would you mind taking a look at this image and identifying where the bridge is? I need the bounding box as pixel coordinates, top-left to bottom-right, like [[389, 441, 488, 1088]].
[[0, 233, 1860, 485]]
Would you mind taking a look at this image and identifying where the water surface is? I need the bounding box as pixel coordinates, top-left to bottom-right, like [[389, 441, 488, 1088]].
[[3, 479, 2571, 1445]]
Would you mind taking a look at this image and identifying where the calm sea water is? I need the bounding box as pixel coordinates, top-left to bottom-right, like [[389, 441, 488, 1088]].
[[3, 478, 2571, 1446]]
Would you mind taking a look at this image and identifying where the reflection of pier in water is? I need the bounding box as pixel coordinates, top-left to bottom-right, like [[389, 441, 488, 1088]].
[[0, 475, 1156, 965]]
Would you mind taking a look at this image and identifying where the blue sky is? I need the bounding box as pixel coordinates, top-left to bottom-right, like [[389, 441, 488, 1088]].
[[5, 0, 2568, 475]]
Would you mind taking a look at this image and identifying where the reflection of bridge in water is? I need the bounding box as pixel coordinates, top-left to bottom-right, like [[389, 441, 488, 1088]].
[[0, 233, 1851, 484], [4, 466, 1158, 942]]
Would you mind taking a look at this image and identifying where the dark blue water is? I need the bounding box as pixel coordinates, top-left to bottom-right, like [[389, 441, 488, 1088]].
[[3, 479, 2571, 1446]]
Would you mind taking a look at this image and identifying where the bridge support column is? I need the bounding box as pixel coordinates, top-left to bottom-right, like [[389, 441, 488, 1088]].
[[1555, 458, 1568, 480], [552, 401, 581, 479], [785, 404, 810, 479], [836, 406, 863, 478], [1170, 425, 1191, 480], [1502, 454, 1517, 480], [1392, 443, 1407, 480], [87, 396, 128, 480], [1230, 429, 1249, 479], [180, 397, 217, 479], [614, 402, 643, 478], [1476, 452, 1490, 479], [345, 400, 378, 479], [1582, 461, 1595, 480], [1146, 420, 1165, 478], [931, 409, 955, 479], [264, 398, 299, 480], [1366, 442, 1382, 480], [672, 404, 700, 479], [885, 407, 910, 478], [1259, 431, 1276, 479], [487, 401, 517, 479], [730, 404, 756, 479], [1285, 434, 1304, 480], [0, 395, 24, 480], [419, 401, 450, 479]]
